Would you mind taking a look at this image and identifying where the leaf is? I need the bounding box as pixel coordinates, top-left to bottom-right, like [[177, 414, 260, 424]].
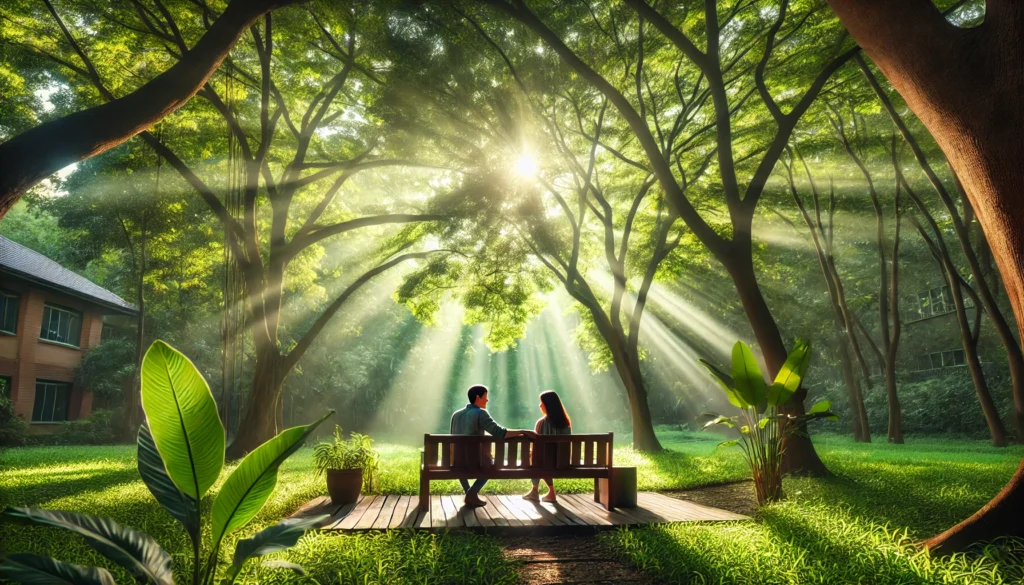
[[140, 340, 224, 500], [0, 554, 116, 585], [699, 358, 745, 408], [808, 400, 832, 414], [231, 515, 328, 572], [702, 415, 735, 429], [717, 440, 739, 449], [211, 412, 333, 547], [137, 423, 198, 543], [731, 341, 766, 408], [758, 417, 770, 429], [767, 339, 812, 407], [3, 508, 171, 585], [261, 561, 306, 575], [740, 425, 750, 434]]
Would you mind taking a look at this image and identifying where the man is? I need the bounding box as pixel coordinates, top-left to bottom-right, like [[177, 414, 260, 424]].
[[450, 384, 535, 507]]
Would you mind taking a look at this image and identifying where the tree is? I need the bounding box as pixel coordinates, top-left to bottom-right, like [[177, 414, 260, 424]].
[[0, 0, 307, 216], [467, 0, 861, 473], [825, 0, 1024, 551], [12, 0, 453, 456]]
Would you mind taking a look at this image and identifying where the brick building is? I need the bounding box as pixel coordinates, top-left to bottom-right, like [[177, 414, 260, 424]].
[[0, 236, 137, 433]]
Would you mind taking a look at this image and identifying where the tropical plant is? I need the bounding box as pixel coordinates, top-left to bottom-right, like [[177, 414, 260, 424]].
[[0, 340, 332, 585], [700, 339, 837, 506], [312, 426, 380, 491]]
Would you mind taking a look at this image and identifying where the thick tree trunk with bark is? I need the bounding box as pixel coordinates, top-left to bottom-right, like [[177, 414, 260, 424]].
[[0, 0, 305, 217], [826, 0, 1024, 549], [226, 349, 287, 459]]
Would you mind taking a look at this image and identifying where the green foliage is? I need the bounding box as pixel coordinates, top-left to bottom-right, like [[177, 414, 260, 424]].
[[701, 340, 835, 505], [313, 426, 380, 491], [53, 410, 118, 446], [0, 341, 331, 585], [74, 339, 136, 410], [0, 395, 27, 447]]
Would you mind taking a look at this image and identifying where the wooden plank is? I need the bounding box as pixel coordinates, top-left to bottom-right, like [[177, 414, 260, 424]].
[[430, 496, 445, 529], [643, 492, 747, 521], [556, 494, 612, 526], [596, 441, 607, 467], [440, 439, 451, 468], [544, 499, 588, 526], [563, 494, 632, 526], [496, 495, 534, 525], [494, 440, 506, 467], [388, 496, 411, 529], [473, 503, 496, 527], [354, 495, 387, 530], [504, 495, 554, 526], [571, 440, 582, 466], [486, 494, 522, 526], [583, 441, 594, 467], [454, 496, 478, 528], [412, 506, 431, 529], [636, 492, 701, 522], [321, 498, 360, 529], [291, 495, 334, 517], [441, 495, 464, 528], [371, 496, 400, 530], [333, 495, 375, 530]]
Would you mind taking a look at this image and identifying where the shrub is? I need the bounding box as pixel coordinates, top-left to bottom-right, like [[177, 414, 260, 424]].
[[52, 409, 119, 445], [0, 396, 28, 447]]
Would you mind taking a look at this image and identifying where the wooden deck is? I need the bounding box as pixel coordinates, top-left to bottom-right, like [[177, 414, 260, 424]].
[[291, 492, 747, 533]]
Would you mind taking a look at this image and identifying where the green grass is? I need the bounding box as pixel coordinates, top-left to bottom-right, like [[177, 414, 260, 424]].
[[602, 434, 1024, 585], [2, 431, 1023, 584]]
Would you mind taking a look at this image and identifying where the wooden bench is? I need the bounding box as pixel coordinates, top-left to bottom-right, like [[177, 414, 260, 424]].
[[419, 432, 616, 511]]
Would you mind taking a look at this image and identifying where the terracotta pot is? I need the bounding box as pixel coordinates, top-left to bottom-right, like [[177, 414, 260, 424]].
[[326, 468, 363, 505]]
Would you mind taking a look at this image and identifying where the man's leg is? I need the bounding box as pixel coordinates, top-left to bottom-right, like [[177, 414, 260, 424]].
[[459, 479, 471, 494], [468, 478, 488, 494], [464, 478, 489, 507]]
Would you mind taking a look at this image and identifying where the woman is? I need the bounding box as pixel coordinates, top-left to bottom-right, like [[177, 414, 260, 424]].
[[523, 390, 572, 502]]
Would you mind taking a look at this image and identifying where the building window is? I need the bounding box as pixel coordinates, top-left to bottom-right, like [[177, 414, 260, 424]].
[[32, 380, 70, 422], [101, 324, 115, 342], [915, 349, 967, 372], [0, 376, 11, 397], [904, 285, 974, 322], [0, 291, 18, 334], [39, 304, 82, 347]]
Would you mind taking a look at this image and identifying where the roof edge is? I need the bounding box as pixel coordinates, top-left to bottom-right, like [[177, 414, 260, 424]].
[[1, 267, 139, 316]]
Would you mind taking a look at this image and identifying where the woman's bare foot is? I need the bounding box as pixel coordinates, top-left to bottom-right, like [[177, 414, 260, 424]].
[[523, 489, 540, 501], [541, 491, 557, 502]]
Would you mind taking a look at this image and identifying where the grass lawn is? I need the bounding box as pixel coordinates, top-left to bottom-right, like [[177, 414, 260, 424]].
[[2, 430, 1023, 584]]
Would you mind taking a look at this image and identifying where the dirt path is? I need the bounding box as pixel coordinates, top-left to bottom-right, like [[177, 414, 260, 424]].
[[500, 534, 656, 585], [498, 483, 754, 584]]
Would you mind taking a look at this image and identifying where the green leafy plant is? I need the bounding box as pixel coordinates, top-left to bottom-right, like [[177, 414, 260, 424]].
[[312, 425, 380, 490], [0, 340, 332, 585], [700, 339, 837, 505]]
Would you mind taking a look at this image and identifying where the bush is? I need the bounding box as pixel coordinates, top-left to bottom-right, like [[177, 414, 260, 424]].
[[809, 368, 1015, 438], [0, 396, 28, 447], [51, 409, 119, 445], [74, 337, 136, 409]]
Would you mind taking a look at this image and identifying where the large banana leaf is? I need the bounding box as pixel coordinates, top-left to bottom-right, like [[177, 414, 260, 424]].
[[0, 554, 115, 585], [3, 508, 171, 585], [140, 340, 224, 500], [211, 412, 332, 548], [698, 359, 746, 408], [767, 339, 811, 407], [228, 515, 328, 578], [731, 341, 766, 408], [137, 423, 198, 543]]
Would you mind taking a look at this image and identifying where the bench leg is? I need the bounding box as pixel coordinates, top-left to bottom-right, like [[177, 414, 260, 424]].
[[594, 478, 601, 503], [419, 475, 430, 511], [606, 476, 616, 511]]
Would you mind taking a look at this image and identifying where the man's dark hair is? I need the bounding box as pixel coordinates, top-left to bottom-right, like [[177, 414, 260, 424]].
[[467, 384, 488, 404]]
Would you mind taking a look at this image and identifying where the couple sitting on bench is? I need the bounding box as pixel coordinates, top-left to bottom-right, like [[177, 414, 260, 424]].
[[449, 384, 572, 508]]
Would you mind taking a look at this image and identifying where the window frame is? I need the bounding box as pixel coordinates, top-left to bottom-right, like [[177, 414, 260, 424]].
[[0, 290, 18, 334], [39, 303, 83, 348], [31, 379, 71, 423]]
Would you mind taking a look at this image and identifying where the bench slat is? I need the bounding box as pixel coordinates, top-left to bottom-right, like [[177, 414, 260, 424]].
[[584, 440, 594, 467], [440, 438, 451, 468]]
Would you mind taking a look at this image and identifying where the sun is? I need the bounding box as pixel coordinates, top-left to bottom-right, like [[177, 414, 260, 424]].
[[513, 153, 540, 178]]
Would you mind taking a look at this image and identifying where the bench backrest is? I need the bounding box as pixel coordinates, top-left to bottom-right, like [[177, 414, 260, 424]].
[[422, 433, 613, 473]]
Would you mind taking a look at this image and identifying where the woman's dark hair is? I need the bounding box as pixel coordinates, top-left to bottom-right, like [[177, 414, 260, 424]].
[[540, 390, 571, 430]]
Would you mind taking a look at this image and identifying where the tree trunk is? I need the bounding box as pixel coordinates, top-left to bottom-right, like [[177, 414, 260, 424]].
[[885, 189, 904, 444], [122, 240, 146, 441], [837, 335, 867, 441], [726, 252, 829, 476], [226, 349, 286, 459], [858, 54, 1024, 439]]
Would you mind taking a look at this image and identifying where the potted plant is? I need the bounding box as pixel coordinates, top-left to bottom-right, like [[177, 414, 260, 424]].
[[313, 425, 380, 505]]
